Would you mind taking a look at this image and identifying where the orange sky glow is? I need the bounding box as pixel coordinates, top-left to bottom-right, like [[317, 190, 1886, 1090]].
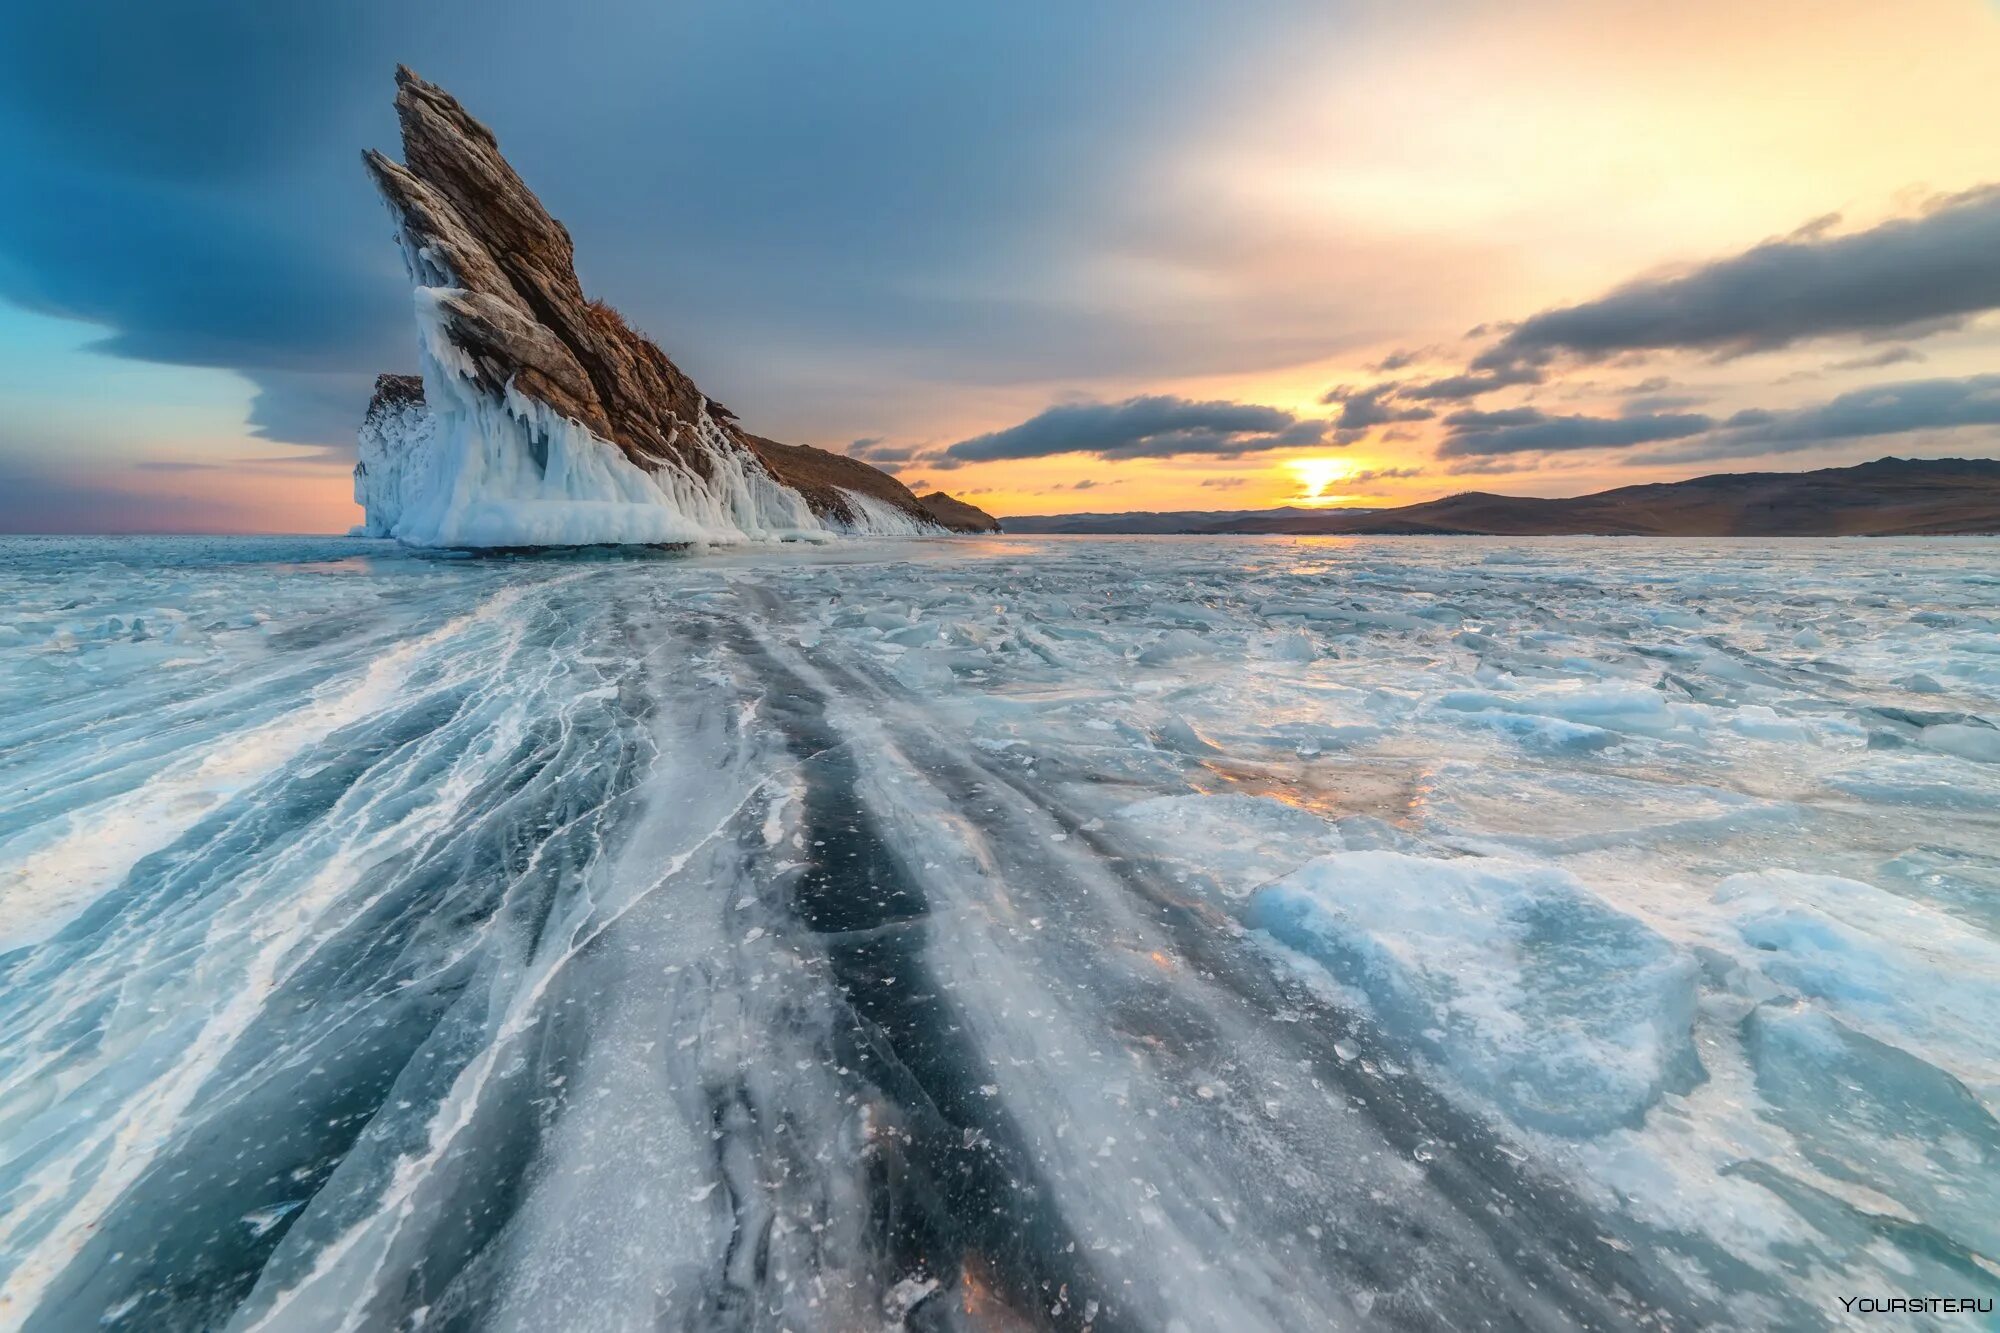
[[5, 0, 1998, 531], [872, 0, 2000, 517]]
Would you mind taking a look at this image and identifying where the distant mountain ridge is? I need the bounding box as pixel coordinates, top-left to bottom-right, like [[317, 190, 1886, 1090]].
[[1002, 506, 1369, 534], [999, 458, 2000, 537]]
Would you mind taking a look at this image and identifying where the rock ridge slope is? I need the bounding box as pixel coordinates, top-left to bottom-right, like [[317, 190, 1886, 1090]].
[[355, 66, 986, 545]]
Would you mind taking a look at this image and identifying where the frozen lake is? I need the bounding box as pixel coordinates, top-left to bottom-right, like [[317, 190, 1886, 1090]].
[[2, 533, 1996, 1330]]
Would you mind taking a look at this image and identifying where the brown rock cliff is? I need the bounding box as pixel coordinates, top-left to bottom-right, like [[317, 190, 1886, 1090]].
[[365, 67, 983, 530]]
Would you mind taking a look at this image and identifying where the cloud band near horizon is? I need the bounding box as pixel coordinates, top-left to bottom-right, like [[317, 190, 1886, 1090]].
[[938, 394, 1331, 465]]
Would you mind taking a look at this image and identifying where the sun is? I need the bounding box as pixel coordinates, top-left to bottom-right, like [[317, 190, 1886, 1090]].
[[1285, 457, 1356, 506]]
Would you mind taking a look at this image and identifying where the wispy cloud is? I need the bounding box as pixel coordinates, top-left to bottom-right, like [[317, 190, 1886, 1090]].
[[1319, 383, 1436, 433], [1397, 364, 1545, 402], [1826, 345, 1925, 372], [844, 437, 925, 465]]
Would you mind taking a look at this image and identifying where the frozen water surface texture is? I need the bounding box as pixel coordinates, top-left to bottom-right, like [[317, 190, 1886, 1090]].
[[2, 533, 1998, 1330]]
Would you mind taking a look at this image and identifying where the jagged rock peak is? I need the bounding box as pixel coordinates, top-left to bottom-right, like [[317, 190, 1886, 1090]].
[[354, 66, 988, 545], [363, 66, 725, 478]]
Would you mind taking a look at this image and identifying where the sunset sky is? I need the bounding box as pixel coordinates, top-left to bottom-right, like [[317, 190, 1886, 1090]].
[[3, 0, 1999, 532]]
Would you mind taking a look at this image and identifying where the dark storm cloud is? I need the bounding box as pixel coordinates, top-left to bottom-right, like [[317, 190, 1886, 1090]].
[[1436, 407, 1716, 458], [943, 395, 1330, 463], [1430, 374, 2000, 464], [1472, 186, 2000, 369], [0, 2, 403, 182], [0, 1, 425, 442], [0, 0, 1355, 456], [0, 145, 406, 442], [1651, 374, 2000, 462], [244, 370, 390, 446]]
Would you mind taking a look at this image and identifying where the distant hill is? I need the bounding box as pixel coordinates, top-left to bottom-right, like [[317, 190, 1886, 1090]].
[[999, 458, 2000, 537], [1001, 506, 1366, 534], [913, 491, 1000, 532]]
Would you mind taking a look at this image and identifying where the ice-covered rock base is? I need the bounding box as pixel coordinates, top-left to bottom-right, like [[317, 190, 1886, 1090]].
[[351, 364, 931, 547]]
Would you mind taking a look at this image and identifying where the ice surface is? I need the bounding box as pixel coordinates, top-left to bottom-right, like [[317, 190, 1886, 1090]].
[[1109, 792, 1344, 897], [1250, 851, 1701, 1136], [1743, 1006, 2000, 1261], [3, 533, 1999, 1328], [1716, 869, 2000, 1103]]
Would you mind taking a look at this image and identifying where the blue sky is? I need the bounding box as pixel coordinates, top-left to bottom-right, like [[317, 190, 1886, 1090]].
[[3, 0, 1999, 528]]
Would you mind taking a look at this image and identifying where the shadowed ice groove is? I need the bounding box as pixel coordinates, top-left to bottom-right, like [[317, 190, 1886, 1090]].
[[2, 575, 630, 1326]]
